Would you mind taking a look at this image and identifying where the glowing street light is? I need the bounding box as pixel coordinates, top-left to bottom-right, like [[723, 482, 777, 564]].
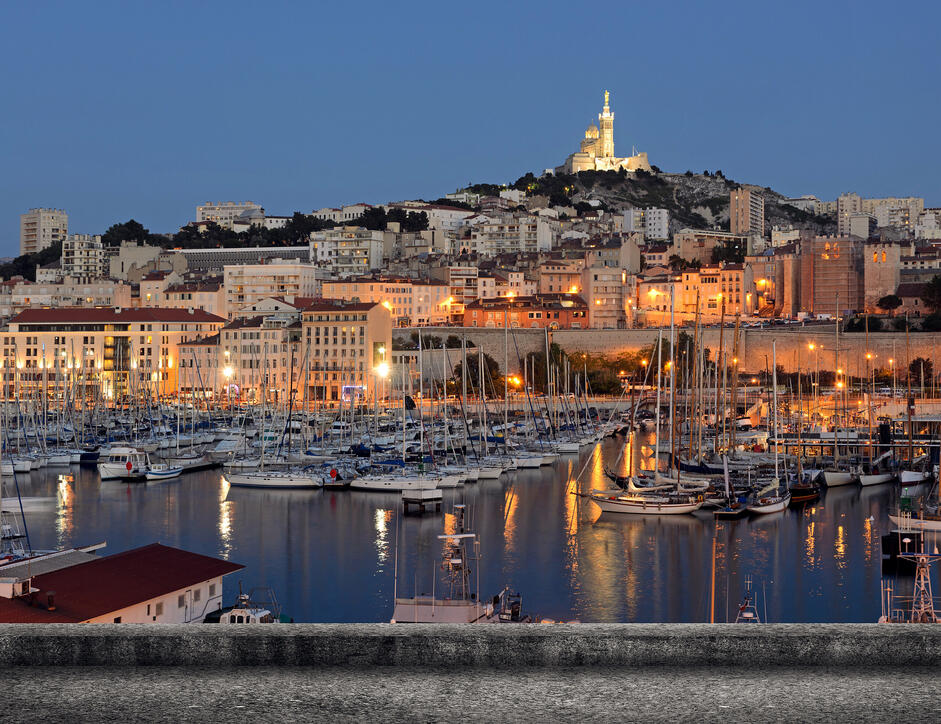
[[375, 361, 390, 379], [223, 366, 234, 379]]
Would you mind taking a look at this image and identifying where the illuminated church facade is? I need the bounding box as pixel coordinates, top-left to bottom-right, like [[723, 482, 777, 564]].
[[559, 91, 651, 174]]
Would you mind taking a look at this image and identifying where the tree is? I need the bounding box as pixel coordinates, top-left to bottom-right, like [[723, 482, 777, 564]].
[[444, 335, 474, 349], [876, 294, 902, 312], [921, 275, 941, 313], [451, 353, 501, 393], [102, 219, 152, 247], [922, 313, 941, 332], [910, 357, 933, 383], [711, 239, 745, 264]]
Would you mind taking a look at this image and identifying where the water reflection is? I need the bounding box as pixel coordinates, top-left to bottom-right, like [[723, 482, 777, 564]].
[[9, 436, 928, 623]]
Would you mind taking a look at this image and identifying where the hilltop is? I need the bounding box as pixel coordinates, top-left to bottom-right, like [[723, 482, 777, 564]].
[[466, 169, 837, 235]]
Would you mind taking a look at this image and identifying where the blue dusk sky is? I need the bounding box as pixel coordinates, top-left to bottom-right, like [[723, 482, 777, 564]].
[[1, 0, 939, 253]]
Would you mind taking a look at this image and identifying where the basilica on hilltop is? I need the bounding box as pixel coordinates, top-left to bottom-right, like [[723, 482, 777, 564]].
[[558, 91, 652, 174]]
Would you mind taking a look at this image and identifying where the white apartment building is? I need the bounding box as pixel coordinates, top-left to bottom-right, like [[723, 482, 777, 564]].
[[838, 193, 925, 234], [468, 214, 558, 257], [223, 261, 321, 311], [321, 277, 452, 326], [61, 234, 105, 280], [196, 202, 263, 229], [309, 227, 384, 276], [20, 208, 68, 256], [624, 207, 669, 240]]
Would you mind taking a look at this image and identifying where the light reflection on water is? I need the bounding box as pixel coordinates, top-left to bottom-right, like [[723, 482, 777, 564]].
[[8, 434, 923, 623]]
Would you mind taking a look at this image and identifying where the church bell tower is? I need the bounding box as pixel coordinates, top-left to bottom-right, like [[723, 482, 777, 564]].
[[598, 90, 614, 159]]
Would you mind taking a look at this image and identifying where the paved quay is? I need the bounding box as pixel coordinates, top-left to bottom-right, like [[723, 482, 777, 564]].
[[7, 665, 941, 722]]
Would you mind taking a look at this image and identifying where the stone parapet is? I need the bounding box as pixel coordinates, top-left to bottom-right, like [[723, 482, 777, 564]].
[[2, 624, 939, 668]]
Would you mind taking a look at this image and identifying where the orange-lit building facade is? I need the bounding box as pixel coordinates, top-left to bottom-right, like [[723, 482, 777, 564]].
[[463, 294, 589, 329]]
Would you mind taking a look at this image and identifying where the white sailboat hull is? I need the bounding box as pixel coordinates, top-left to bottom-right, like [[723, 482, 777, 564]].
[[899, 470, 932, 484], [859, 472, 894, 486], [823, 470, 855, 487], [224, 472, 322, 489], [350, 475, 434, 492], [748, 492, 791, 514], [590, 494, 702, 515]]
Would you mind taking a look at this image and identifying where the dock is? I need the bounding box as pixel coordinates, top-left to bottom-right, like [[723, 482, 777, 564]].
[[402, 487, 443, 514]]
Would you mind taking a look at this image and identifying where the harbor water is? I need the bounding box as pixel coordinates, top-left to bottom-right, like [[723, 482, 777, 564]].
[[11, 435, 910, 623]]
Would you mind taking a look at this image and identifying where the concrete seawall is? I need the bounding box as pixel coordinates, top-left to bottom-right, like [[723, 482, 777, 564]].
[[2, 624, 940, 667]]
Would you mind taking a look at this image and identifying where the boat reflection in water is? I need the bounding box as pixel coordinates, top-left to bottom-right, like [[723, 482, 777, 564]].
[[11, 436, 909, 623]]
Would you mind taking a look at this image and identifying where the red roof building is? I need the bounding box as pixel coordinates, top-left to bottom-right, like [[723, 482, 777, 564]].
[[0, 543, 243, 623]]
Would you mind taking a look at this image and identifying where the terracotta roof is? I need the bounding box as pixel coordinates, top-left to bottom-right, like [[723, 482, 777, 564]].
[[10, 307, 225, 324], [897, 282, 926, 298], [0, 543, 242, 623], [302, 301, 380, 312]]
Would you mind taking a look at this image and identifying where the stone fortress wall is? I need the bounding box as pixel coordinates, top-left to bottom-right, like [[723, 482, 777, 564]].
[[398, 327, 941, 375]]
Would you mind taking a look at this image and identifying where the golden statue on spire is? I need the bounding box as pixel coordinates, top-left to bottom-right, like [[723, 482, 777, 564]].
[[604, 89, 609, 106]]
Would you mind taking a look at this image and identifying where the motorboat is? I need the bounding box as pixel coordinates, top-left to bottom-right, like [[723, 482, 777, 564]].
[[98, 447, 150, 480], [145, 464, 184, 481]]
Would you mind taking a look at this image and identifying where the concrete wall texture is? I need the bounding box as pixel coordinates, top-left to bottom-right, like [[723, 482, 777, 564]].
[[2, 624, 941, 668], [401, 327, 941, 375]]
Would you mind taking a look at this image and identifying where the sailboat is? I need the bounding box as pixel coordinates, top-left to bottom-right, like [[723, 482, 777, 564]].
[[748, 343, 790, 514]]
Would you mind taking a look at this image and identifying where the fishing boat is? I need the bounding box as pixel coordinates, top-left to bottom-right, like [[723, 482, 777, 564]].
[[144, 464, 184, 481], [97, 447, 150, 480], [203, 588, 291, 624], [391, 505, 558, 623], [734, 576, 763, 623]]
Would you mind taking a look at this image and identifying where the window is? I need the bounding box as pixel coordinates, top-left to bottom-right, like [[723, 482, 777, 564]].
[[209, 584, 216, 597], [193, 589, 201, 602], [178, 595, 185, 608], [113, 616, 122, 623], [155, 602, 163, 616]]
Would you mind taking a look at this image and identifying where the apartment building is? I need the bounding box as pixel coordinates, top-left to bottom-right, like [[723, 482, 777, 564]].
[[730, 189, 764, 237], [162, 279, 226, 318], [61, 234, 106, 280], [0, 279, 124, 318], [300, 301, 392, 404], [321, 276, 452, 326], [580, 267, 627, 328], [0, 307, 225, 401], [223, 261, 321, 311], [678, 263, 753, 321], [468, 214, 558, 257], [20, 208, 68, 256], [673, 229, 749, 264], [624, 207, 669, 240], [309, 227, 384, 276], [538, 259, 586, 294], [215, 315, 301, 403], [463, 294, 588, 330]]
